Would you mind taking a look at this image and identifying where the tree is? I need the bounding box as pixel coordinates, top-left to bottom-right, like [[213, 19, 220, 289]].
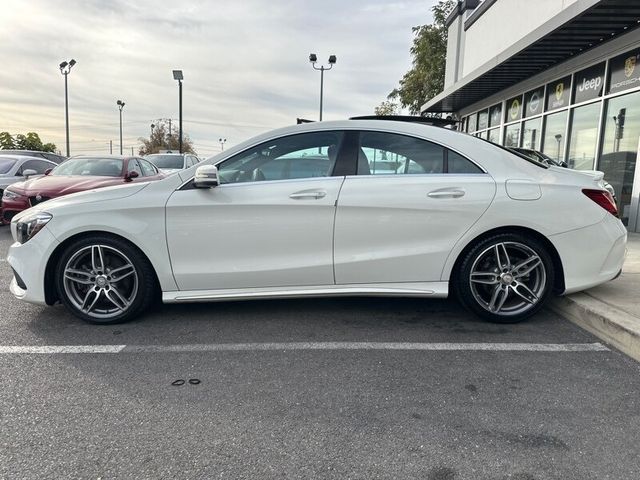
[[0, 132, 15, 149], [0, 131, 56, 152], [388, 0, 455, 114], [138, 119, 196, 156], [374, 100, 400, 116]]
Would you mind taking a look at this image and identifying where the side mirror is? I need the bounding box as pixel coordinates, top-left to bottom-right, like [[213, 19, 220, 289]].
[[44, 168, 53, 176], [22, 169, 38, 179], [194, 165, 219, 188], [125, 170, 139, 182]]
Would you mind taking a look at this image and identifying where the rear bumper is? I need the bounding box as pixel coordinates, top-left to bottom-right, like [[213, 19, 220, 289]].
[[550, 214, 627, 295]]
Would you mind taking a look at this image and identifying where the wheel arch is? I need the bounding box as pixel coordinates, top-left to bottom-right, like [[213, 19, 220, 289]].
[[448, 226, 566, 296], [44, 230, 161, 305]]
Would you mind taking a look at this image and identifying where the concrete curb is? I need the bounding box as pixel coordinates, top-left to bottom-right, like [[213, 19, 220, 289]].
[[549, 293, 640, 362]]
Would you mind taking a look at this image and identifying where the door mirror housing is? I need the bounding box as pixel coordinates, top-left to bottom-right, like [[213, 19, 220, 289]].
[[194, 165, 219, 188], [125, 170, 139, 182], [22, 169, 38, 179], [44, 168, 53, 176]]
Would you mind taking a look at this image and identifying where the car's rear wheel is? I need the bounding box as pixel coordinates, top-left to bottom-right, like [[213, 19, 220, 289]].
[[55, 235, 156, 324], [454, 233, 554, 323]]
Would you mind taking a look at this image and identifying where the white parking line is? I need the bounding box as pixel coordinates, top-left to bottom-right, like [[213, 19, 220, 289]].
[[0, 345, 126, 354], [0, 342, 609, 354]]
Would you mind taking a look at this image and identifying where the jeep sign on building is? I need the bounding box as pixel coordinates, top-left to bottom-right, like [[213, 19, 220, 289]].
[[423, 0, 640, 232]]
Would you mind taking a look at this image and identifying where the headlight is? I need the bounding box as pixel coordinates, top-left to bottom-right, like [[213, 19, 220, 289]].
[[14, 212, 52, 244], [2, 189, 21, 201]]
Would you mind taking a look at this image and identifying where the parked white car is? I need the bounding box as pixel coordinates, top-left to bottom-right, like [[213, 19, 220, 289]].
[[7, 120, 626, 324], [145, 153, 199, 175]]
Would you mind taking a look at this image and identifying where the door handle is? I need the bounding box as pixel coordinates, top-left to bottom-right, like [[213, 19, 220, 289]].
[[428, 188, 466, 199], [289, 189, 327, 200]]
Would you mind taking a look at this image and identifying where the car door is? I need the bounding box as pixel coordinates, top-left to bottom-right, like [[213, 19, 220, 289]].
[[333, 130, 496, 284], [126, 158, 147, 183], [138, 158, 164, 180], [165, 130, 346, 291]]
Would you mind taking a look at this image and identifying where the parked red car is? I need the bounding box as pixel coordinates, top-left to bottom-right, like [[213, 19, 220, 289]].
[[1, 155, 165, 224]]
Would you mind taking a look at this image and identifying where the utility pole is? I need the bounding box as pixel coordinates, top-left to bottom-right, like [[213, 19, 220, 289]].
[[109, 140, 112, 154]]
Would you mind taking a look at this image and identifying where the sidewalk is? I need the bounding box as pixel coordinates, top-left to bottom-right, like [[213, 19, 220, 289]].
[[550, 232, 640, 361]]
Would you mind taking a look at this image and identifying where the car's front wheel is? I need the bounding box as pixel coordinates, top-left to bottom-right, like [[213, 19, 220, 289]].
[[453, 233, 555, 323], [55, 235, 157, 324]]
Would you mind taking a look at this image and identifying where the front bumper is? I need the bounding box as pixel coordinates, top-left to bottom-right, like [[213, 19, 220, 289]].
[[550, 213, 627, 294], [6, 225, 60, 305], [1, 195, 31, 224]]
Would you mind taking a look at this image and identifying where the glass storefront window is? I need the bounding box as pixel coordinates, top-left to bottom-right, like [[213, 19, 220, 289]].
[[468, 114, 477, 133], [478, 110, 488, 130], [600, 90, 640, 226], [567, 102, 600, 170], [541, 110, 568, 163], [522, 117, 542, 150], [504, 123, 521, 147], [489, 104, 502, 127], [488, 128, 500, 144]]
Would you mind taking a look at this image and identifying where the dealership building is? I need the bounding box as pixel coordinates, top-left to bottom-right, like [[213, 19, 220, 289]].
[[422, 0, 640, 231]]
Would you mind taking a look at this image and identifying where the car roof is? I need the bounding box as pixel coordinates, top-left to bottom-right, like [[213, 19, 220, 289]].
[[0, 154, 53, 161], [70, 155, 132, 160]]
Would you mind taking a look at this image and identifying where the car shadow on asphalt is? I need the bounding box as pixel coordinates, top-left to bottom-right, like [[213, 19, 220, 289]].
[[21, 295, 593, 347]]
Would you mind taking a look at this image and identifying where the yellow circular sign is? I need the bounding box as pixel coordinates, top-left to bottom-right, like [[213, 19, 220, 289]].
[[509, 99, 521, 120]]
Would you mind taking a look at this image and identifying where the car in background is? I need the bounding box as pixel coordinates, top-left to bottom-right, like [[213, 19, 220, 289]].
[[0, 155, 58, 199], [509, 147, 616, 199], [0, 150, 67, 164], [5, 119, 626, 325], [145, 153, 200, 175], [1, 155, 164, 224]]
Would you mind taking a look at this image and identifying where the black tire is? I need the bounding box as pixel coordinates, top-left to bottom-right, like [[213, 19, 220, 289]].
[[453, 232, 555, 324], [55, 234, 157, 324]]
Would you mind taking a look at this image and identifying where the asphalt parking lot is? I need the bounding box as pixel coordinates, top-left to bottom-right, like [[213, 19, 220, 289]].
[[0, 226, 639, 479]]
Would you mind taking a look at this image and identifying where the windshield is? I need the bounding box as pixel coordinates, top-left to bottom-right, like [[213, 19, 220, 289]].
[[0, 157, 17, 174], [52, 158, 124, 177], [146, 155, 183, 169]]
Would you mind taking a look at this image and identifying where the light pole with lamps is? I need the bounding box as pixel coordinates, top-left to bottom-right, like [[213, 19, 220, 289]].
[[173, 70, 183, 153], [554, 134, 562, 162], [59, 59, 76, 157], [309, 53, 336, 121], [116, 100, 125, 155], [219, 138, 226, 151]]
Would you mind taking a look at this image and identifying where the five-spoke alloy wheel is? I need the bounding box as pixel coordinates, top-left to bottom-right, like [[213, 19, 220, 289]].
[[454, 233, 554, 323], [55, 235, 157, 324]]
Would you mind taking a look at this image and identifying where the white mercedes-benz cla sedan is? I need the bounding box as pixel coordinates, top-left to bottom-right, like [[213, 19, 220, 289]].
[[6, 119, 627, 324]]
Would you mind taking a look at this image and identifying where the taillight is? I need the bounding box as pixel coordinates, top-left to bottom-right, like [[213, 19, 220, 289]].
[[582, 189, 618, 217]]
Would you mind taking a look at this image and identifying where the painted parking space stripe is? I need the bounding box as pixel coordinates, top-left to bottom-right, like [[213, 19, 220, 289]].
[[0, 342, 609, 354]]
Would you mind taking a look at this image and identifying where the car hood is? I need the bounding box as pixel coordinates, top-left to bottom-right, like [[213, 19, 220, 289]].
[[7, 175, 129, 196], [10, 181, 151, 224]]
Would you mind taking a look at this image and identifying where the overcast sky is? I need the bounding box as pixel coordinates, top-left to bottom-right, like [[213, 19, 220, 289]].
[[0, 0, 436, 157]]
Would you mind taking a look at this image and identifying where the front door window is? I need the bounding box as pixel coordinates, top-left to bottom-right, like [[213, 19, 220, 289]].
[[218, 131, 344, 183]]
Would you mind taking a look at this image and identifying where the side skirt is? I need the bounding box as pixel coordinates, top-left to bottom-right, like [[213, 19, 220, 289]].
[[162, 282, 449, 303]]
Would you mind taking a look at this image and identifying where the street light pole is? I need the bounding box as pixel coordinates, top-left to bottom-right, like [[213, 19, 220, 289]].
[[59, 59, 76, 157], [309, 54, 336, 121], [116, 100, 125, 155], [173, 70, 184, 153], [219, 138, 226, 151]]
